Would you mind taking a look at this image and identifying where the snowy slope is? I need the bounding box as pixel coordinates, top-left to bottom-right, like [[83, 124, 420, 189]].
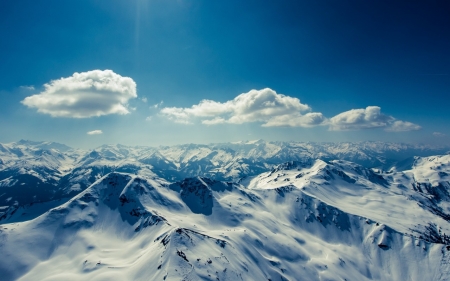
[[0, 141, 78, 222], [1, 140, 448, 224], [246, 156, 450, 243], [1, 164, 450, 280]]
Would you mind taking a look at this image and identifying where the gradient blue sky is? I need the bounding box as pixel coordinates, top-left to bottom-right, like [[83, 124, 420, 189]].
[[0, 0, 449, 148]]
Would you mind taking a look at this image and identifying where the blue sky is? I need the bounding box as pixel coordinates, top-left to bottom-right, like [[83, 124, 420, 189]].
[[0, 0, 449, 148]]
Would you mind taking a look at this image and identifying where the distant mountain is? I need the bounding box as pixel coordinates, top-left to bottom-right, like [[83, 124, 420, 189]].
[[0, 140, 448, 223], [1, 153, 450, 280]]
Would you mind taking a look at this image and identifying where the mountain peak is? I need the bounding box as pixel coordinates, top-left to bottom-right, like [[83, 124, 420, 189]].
[[15, 139, 72, 152], [246, 139, 266, 145]]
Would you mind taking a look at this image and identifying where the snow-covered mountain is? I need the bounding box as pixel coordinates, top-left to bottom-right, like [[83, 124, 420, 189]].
[[0, 140, 448, 223], [1, 152, 450, 280]]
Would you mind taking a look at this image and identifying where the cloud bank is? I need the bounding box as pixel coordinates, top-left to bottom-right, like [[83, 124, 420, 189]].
[[160, 88, 326, 127], [22, 70, 137, 118], [160, 88, 420, 132], [87, 130, 103, 135]]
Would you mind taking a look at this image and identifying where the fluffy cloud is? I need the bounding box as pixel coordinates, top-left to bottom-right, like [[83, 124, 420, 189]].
[[385, 121, 421, 132], [21, 70, 137, 118], [329, 106, 393, 131], [262, 112, 326, 127], [160, 89, 421, 132], [160, 88, 326, 127], [87, 130, 103, 135], [329, 106, 420, 132]]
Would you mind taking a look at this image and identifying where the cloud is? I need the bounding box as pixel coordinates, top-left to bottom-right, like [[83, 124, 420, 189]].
[[21, 70, 137, 118], [329, 106, 420, 132], [160, 89, 421, 132], [262, 112, 327, 127], [20, 85, 35, 90], [329, 106, 393, 131], [87, 130, 103, 135], [152, 101, 164, 109], [141, 97, 148, 103], [160, 88, 326, 127], [385, 120, 421, 132], [433, 132, 446, 137]]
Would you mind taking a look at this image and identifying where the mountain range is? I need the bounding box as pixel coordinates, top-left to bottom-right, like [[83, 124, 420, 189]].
[[1, 140, 450, 280]]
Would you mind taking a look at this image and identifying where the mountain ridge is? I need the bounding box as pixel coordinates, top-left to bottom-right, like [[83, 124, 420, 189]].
[[2, 163, 450, 280], [1, 140, 449, 224]]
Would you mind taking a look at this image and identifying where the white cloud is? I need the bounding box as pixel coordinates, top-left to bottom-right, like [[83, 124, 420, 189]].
[[21, 70, 137, 118], [87, 130, 103, 135], [329, 106, 420, 132], [385, 120, 421, 132], [20, 85, 35, 90], [152, 101, 164, 109], [161, 107, 192, 124], [145, 116, 152, 121], [141, 97, 148, 103], [160, 89, 421, 132], [433, 132, 446, 137], [329, 106, 393, 131], [160, 88, 326, 127], [262, 112, 327, 127]]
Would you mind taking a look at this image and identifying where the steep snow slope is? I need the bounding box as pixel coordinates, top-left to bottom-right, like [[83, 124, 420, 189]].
[[246, 156, 450, 243], [1, 170, 449, 280]]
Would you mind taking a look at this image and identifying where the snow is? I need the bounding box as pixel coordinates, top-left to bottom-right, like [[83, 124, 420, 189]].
[[246, 158, 450, 238], [0, 140, 450, 280], [0, 162, 448, 280]]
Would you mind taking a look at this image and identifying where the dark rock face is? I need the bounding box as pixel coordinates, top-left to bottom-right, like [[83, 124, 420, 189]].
[[176, 177, 214, 215]]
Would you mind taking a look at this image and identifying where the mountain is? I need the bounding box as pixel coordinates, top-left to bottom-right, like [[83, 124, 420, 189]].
[[0, 140, 448, 224], [1, 153, 450, 280], [246, 155, 450, 243]]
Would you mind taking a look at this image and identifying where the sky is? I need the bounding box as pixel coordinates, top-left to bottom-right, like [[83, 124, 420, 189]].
[[0, 0, 449, 148]]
